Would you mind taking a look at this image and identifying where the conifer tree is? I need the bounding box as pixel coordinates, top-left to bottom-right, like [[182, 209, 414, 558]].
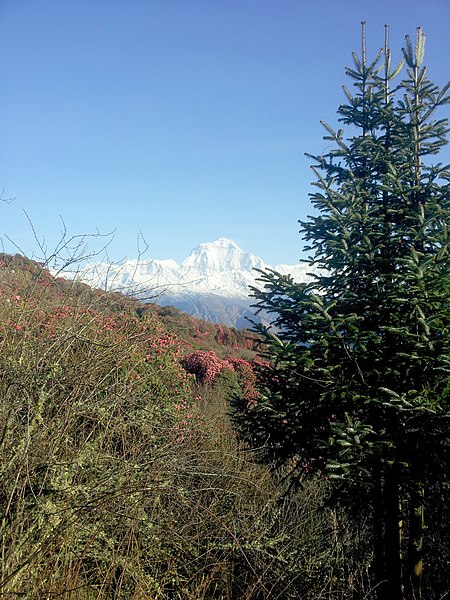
[[232, 24, 450, 599]]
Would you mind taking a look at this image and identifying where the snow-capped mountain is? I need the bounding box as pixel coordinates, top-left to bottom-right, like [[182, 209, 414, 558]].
[[62, 238, 315, 327]]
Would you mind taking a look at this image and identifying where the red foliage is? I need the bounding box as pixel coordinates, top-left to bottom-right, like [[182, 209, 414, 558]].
[[182, 350, 259, 400], [182, 349, 225, 384], [226, 356, 258, 400]]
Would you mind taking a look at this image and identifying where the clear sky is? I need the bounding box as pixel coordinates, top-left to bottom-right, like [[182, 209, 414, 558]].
[[1, 0, 449, 267]]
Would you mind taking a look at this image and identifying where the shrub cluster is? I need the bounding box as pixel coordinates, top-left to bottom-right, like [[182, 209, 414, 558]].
[[182, 349, 258, 402]]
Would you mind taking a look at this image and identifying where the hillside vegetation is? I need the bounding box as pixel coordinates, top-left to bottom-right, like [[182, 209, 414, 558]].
[[0, 254, 367, 599]]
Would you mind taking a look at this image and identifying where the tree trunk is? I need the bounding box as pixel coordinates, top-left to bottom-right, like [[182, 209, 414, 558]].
[[406, 478, 425, 599], [384, 468, 403, 599], [373, 468, 403, 600], [373, 470, 386, 599]]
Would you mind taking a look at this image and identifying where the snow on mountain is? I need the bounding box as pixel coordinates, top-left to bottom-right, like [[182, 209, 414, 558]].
[[62, 238, 315, 327], [182, 238, 266, 275]]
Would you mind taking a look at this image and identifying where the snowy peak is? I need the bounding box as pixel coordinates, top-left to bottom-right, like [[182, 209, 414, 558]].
[[60, 238, 315, 321], [182, 238, 266, 275]]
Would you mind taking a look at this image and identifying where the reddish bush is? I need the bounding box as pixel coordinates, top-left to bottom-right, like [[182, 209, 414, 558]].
[[182, 350, 259, 401], [182, 349, 227, 384], [226, 356, 258, 400]]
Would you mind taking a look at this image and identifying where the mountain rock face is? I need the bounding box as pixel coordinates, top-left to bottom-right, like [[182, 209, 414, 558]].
[[65, 238, 315, 328]]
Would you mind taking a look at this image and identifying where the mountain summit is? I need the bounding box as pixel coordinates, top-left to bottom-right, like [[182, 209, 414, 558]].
[[65, 238, 314, 327], [182, 238, 265, 275]]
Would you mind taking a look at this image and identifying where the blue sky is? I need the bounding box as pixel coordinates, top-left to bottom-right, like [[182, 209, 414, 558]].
[[1, 0, 450, 266]]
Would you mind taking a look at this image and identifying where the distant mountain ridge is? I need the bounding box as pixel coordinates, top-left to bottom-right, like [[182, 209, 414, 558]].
[[64, 238, 315, 327]]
